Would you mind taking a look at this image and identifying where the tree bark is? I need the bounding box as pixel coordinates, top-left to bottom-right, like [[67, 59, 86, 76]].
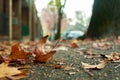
[[86, 0, 120, 39], [55, 10, 62, 40]]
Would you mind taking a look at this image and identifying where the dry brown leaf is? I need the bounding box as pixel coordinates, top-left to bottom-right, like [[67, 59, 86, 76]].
[[71, 43, 78, 48], [0, 63, 27, 79], [93, 42, 111, 50], [81, 48, 95, 56], [34, 35, 56, 63], [53, 64, 74, 70], [61, 65, 75, 70], [34, 35, 48, 56], [0, 42, 11, 50], [53, 64, 63, 69], [101, 52, 120, 62], [8, 43, 32, 61], [109, 53, 120, 62], [0, 49, 10, 56], [70, 39, 79, 48], [38, 35, 48, 46], [81, 59, 108, 69], [0, 43, 11, 56], [35, 50, 56, 63]]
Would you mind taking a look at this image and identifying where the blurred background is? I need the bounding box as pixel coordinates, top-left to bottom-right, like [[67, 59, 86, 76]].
[[0, 0, 93, 41]]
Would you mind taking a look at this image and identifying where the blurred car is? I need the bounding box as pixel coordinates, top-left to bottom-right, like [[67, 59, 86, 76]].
[[62, 31, 84, 39]]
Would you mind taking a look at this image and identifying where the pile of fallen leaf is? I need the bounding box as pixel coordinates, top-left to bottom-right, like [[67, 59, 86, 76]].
[[0, 35, 56, 79], [79, 37, 120, 70], [1, 35, 120, 79]]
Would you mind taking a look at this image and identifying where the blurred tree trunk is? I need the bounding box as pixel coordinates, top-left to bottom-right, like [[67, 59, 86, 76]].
[[55, 9, 62, 39], [54, 0, 66, 40], [86, 0, 120, 38]]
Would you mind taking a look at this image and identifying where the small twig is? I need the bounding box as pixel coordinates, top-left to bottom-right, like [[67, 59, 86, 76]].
[[51, 39, 61, 51], [84, 69, 94, 77], [115, 64, 120, 69]]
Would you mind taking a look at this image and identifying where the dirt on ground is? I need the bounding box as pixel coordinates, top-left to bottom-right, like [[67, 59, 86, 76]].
[[0, 37, 120, 80], [19, 37, 120, 80]]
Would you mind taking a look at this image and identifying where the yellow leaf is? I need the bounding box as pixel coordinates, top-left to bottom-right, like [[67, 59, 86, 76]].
[[0, 62, 28, 79], [0, 63, 21, 78]]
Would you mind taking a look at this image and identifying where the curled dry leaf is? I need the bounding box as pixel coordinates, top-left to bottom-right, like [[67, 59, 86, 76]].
[[34, 35, 56, 63], [101, 52, 120, 62], [35, 50, 56, 63], [8, 43, 32, 61], [35, 35, 48, 56], [81, 59, 108, 70], [109, 53, 120, 62], [38, 35, 48, 47], [0, 63, 28, 79]]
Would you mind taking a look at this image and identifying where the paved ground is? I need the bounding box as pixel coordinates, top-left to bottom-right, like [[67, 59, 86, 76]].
[[20, 38, 120, 80]]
